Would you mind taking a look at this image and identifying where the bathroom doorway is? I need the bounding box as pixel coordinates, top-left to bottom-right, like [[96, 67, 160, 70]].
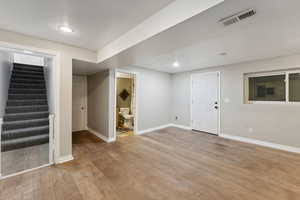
[[115, 71, 137, 138]]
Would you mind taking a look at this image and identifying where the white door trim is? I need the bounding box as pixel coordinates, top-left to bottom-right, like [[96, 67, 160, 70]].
[[0, 41, 60, 179], [112, 69, 139, 141], [190, 71, 221, 136], [72, 75, 88, 132]]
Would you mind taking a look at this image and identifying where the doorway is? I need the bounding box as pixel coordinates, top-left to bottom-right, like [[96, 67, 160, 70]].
[[72, 75, 87, 132], [0, 43, 58, 179], [191, 71, 220, 135], [114, 71, 137, 138]]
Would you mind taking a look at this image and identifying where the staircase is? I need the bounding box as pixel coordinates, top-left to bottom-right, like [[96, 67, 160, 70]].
[[1, 63, 49, 152]]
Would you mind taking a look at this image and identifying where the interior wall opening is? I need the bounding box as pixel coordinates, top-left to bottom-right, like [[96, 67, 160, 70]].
[[72, 75, 87, 133], [115, 72, 136, 138], [0, 46, 56, 178]]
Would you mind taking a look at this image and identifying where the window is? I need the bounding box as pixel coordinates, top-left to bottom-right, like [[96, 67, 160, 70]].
[[289, 73, 300, 102], [245, 70, 300, 103]]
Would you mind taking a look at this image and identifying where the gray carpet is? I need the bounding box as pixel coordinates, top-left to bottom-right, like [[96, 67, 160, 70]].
[[1, 63, 49, 152]]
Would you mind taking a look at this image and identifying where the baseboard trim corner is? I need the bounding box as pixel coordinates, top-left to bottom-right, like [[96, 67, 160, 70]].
[[88, 127, 115, 143], [170, 124, 192, 130], [57, 155, 74, 164], [137, 123, 193, 135], [219, 133, 300, 154], [137, 124, 173, 135]]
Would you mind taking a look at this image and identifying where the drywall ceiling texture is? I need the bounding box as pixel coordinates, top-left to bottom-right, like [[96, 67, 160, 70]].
[[97, 0, 224, 62], [96, 0, 300, 74], [0, 29, 97, 159], [0, 0, 174, 50], [171, 53, 300, 149], [72, 59, 107, 75]]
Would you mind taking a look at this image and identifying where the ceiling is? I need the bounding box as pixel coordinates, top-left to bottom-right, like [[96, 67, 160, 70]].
[[0, 0, 174, 50], [72, 59, 107, 75], [96, 0, 300, 73]]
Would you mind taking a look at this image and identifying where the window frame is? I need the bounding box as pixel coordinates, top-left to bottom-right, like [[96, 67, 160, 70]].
[[244, 69, 300, 105]]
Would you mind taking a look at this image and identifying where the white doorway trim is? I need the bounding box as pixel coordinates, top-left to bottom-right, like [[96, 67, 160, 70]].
[[0, 41, 61, 179], [190, 71, 221, 136], [72, 75, 88, 132], [112, 69, 138, 141]]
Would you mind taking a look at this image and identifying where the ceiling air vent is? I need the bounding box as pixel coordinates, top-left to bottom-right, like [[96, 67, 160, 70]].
[[219, 9, 256, 26]]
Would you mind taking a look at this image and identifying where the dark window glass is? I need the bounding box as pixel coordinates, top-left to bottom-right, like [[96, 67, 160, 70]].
[[289, 73, 300, 102], [249, 75, 286, 101]]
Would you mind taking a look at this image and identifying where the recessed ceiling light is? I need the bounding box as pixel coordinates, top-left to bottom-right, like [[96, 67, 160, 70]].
[[173, 61, 180, 68], [59, 25, 73, 33]]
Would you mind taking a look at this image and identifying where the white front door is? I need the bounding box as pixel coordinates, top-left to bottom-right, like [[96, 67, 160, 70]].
[[191, 72, 220, 135], [72, 76, 87, 132]]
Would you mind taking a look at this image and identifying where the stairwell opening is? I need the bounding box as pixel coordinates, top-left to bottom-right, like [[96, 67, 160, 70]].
[[0, 46, 57, 178]]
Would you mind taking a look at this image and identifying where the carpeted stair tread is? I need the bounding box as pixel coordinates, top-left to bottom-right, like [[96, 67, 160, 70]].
[[7, 99, 47, 106], [4, 111, 49, 117], [10, 83, 45, 89], [12, 68, 43, 74], [9, 88, 46, 94], [14, 63, 44, 68], [4, 111, 49, 122], [1, 134, 49, 152], [12, 70, 44, 75], [14, 63, 44, 70], [2, 125, 49, 140], [5, 105, 48, 114], [8, 94, 47, 100], [12, 69, 44, 73], [11, 78, 45, 84], [3, 118, 49, 131], [11, 73, 44, 80], [2, 63, 49, 152]]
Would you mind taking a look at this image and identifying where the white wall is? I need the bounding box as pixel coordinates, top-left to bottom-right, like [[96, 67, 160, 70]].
[[14, 53, 44, 66], [44, 57, 55, 114], [87, 66, 172, 139], [87, 70, 110, 137], [171, 54, 300, 148], [0, 29, 97, 160], [113, 66, 172, 133], [0, 50, 13, 117]]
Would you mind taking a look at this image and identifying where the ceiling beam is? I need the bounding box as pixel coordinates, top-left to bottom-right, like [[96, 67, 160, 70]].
[[97, 0, 224, 63]]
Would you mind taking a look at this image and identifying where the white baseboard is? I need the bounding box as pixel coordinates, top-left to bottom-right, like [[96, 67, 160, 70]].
[[137, 124, 173, 135], [170, 123, 192, 130], [88, 127, 115, 143], [0, 163, 51, 180], [137, 123, 193, 135], [220, 133, 300, 154], [57, 155, 74, 164]]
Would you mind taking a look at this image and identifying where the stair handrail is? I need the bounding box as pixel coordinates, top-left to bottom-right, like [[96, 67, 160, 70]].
[[49, 114, 55, 164], [0, 117, 3, 178]]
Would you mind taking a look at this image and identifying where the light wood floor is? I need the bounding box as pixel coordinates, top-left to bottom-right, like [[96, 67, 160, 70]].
[[1, 128, 300, 200]]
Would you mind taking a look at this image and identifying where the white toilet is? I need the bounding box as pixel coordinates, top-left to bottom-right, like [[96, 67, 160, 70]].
[[119, 108, 134, 129]]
